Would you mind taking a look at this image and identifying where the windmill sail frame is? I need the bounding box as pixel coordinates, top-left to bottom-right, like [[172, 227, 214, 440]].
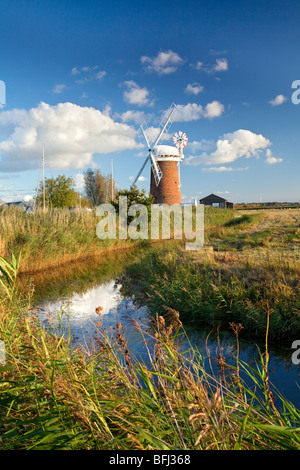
[[132, 103, 177, 187]]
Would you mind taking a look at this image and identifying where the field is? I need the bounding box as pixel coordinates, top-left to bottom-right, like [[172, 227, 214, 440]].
[[0, 206, 299, 450], [123, 208, 300, 345]]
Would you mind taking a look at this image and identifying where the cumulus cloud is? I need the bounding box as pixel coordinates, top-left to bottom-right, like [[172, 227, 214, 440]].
[[185, 83, 204, 95], [0, 102, 137, 172], [173, 101, 224, 121], [213, 58, 229, 72], [123, 81, 153, 106], [203, 101, 225, 118], [265, 148, 283, 164], [269, 94, 287, 106], [184, 129, 272, 166], [141, 50, 184, 75]]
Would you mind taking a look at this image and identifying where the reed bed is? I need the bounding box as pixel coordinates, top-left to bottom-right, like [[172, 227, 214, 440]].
[[0, 254, 299, 450], [0, 207, 299, 450], [0, 206, 137, 273]]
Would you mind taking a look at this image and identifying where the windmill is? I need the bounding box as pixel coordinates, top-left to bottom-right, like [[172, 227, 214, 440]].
[[132, 104, 188, 205], [132, 103, 177, 188]]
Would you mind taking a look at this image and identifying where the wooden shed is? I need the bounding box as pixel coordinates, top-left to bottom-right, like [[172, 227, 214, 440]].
[[199, 193, 234, 209]]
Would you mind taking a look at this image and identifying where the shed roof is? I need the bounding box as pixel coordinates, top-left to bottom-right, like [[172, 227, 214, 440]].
[[200, 193, 228, 202]]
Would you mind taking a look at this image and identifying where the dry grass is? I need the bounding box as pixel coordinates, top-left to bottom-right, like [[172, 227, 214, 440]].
[[0, 206, 139, 273], [123, 208, 300, 345]]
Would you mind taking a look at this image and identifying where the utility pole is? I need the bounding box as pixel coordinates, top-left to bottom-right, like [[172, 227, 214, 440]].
[[78, 171, 82, 209], [111, 159, 114, 200], [42, 145, 45, 212]]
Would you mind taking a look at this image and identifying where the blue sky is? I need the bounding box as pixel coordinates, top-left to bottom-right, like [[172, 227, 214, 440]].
[[0, 0, 299, 203]]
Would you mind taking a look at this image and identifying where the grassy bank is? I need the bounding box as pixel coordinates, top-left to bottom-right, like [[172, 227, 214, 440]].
[[122, 209, 300, 345], [0, 206, 142, 273], [0, 255, 299, 450], [0, 204, 254, 274]]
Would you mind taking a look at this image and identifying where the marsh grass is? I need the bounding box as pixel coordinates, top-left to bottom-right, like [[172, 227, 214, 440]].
[[123, 209, 300, 345], [0, 206, 137, 273], [0, 262, 299, 450], [0, 207, 299, 450]]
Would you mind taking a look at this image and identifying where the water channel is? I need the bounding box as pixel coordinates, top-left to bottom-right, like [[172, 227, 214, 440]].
[[23, 246, 300, 407]]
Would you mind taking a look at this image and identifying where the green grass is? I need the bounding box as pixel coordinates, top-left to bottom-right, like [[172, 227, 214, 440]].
[[0, 254, 299, 450], [0, 207, 299, 449], [121, 207, 300, 345]]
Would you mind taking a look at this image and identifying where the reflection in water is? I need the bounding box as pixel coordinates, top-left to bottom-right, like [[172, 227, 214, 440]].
[[26, 248, 299, 408], [37, 279, 153, 360]]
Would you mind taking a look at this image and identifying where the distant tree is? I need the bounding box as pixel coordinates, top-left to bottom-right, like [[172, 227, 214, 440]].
[[36, 175, 77, 208], [84, 168, 115, 206], [111, 184, 154, 222]]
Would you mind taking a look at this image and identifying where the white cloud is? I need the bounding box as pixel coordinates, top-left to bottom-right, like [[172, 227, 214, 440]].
[[203, 101, 225, 118], [201, 166, 249, 172], [129, 175, 147, 182], [205, 129, 270, 164], [213, 58, 229, 72], [141, 50, 184, 75], [173, 101, 225, 121], [202, 166, 234, 172], [95, 71, 107, 80], [191, 61, 204, 71], [265, 148, 283, 164], [269, 94, 287, 106], [191, 57, 229, 74], [72, 66, 106, 84], [117, 110, 150, 125], [187, 139, 216, 153], [184, 129, 271, 166], [123, 81, 153, 106], [23, 194, 33, 202], [52, 84, 68, 94], [0, 102, 137, 172], [185, 83, 204, 95], [138, 126, 172, 146]]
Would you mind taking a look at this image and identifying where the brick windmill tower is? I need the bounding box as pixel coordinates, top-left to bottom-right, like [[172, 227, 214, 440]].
[[132, 104, 188, 205]]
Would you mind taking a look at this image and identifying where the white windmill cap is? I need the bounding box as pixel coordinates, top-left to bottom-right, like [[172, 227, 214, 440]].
[[153, 145, 180, 157]]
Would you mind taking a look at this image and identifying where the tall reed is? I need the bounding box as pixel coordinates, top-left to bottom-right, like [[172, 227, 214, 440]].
[[0, 252, 299, 450]]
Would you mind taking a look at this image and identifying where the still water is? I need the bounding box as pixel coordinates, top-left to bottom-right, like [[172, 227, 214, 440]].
[[25, 248, 300, 408]]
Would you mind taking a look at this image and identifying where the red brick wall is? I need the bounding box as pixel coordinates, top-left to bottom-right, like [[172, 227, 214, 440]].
[[150, 161, 181, 205]]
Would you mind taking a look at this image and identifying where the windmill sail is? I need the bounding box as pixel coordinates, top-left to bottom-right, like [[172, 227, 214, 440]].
[[149, 151, 162, 186], [132, 103, 177, 188]]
